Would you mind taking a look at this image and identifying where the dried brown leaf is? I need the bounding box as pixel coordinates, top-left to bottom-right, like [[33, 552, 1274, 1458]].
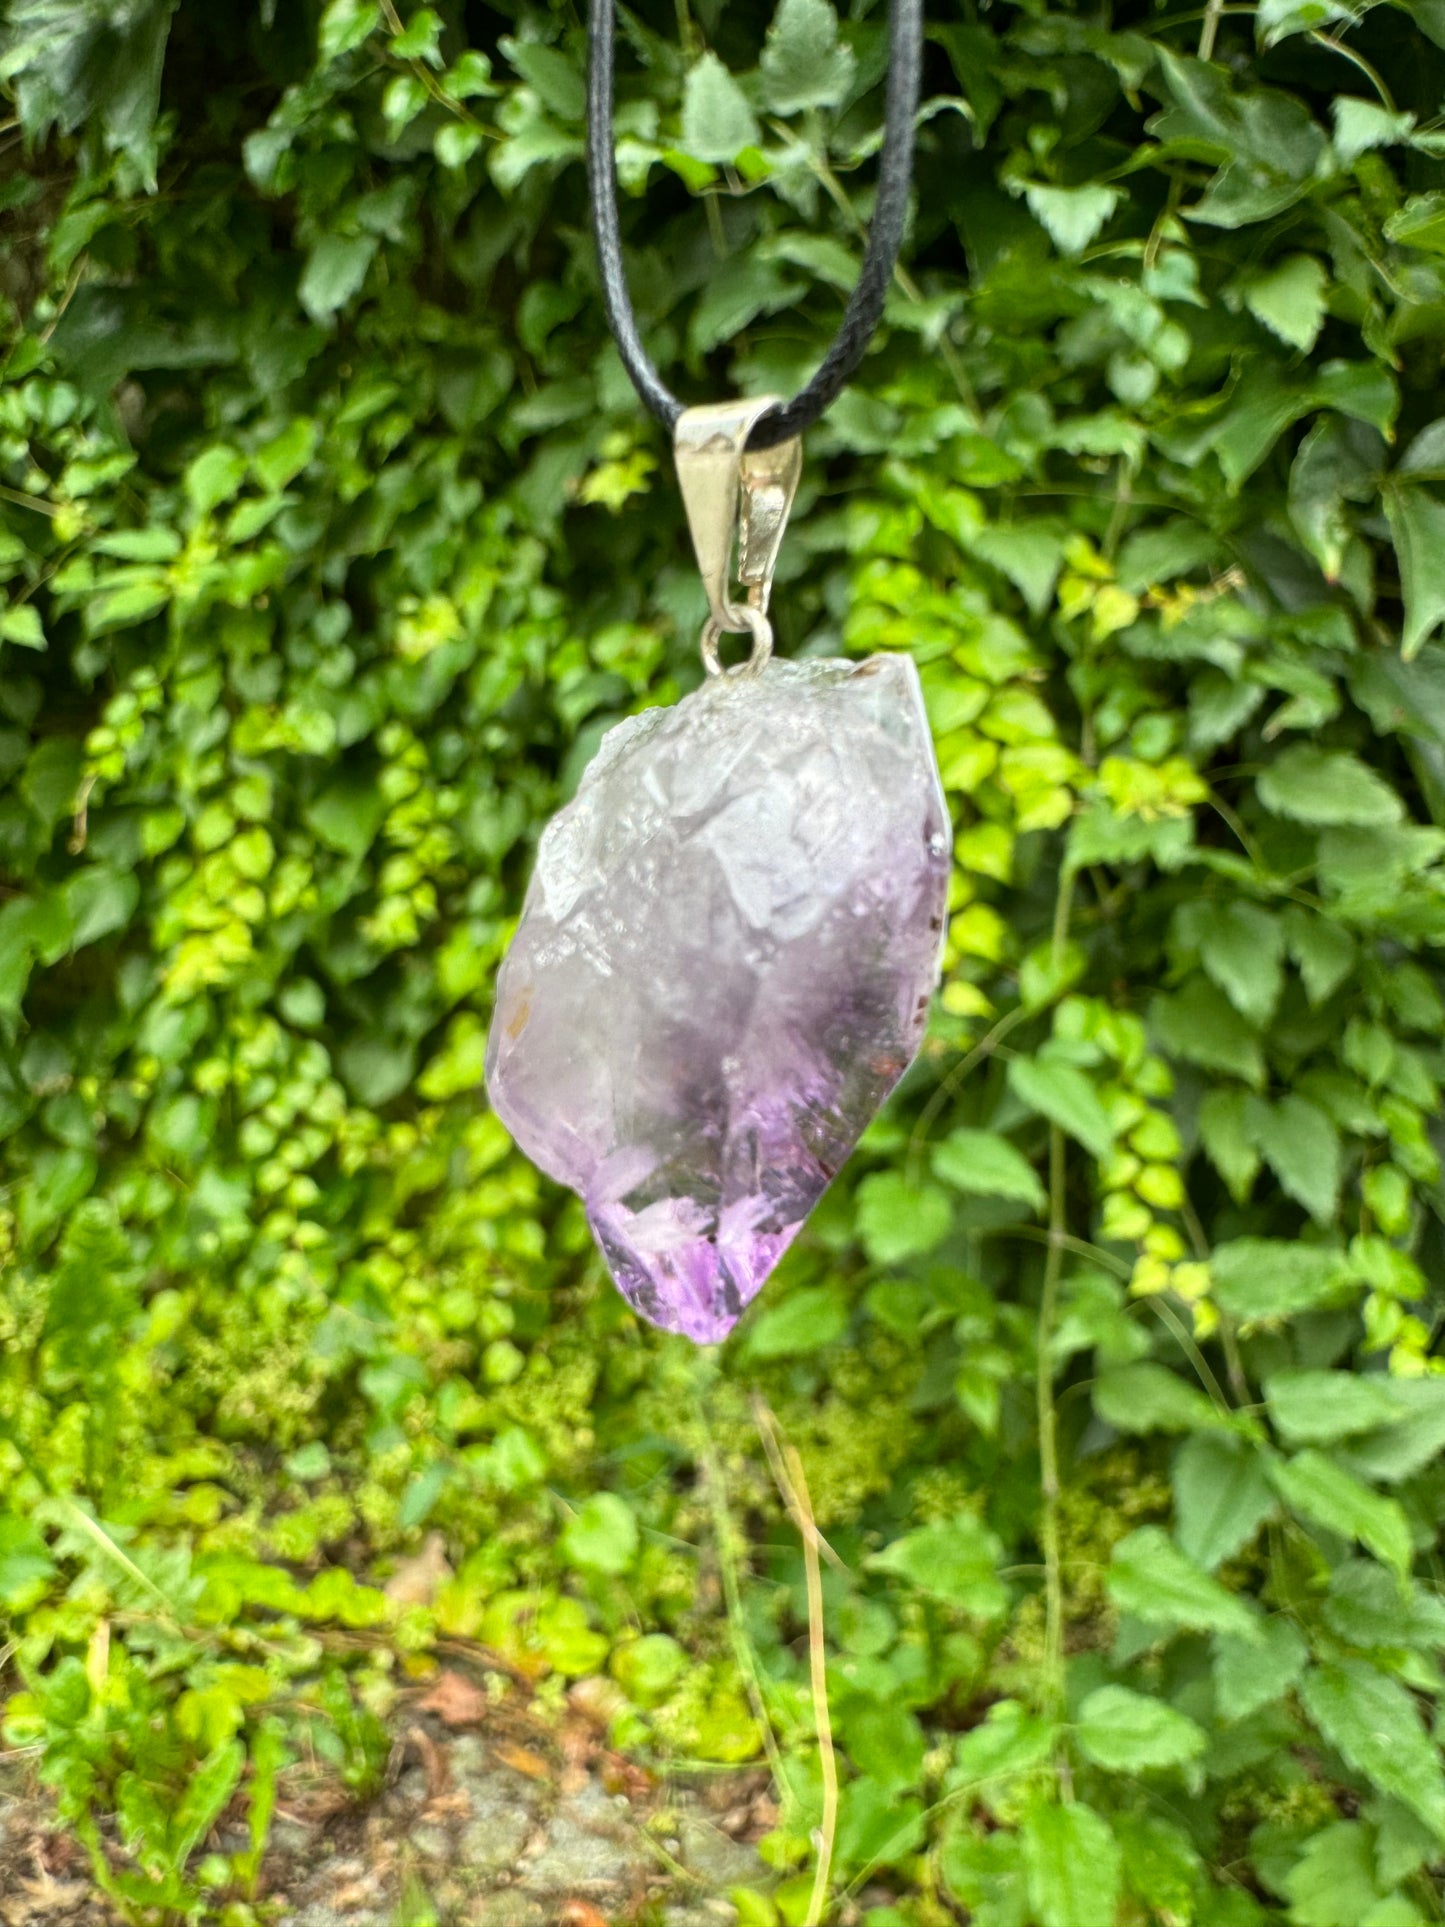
[[558, 1902, 612, 1927], [415, 1669, 489, 1728], [495, 1740, 552, 1780], [384, 1531, 453, 1606]]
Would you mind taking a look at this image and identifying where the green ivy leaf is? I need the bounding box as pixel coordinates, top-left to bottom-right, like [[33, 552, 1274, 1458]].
[[299, 233, 379, 322], [1243, 254, 1328, 352], [63, 868, 139, 949], [760, 0, 856, 114], [0, 605, 45, 650], [1021, 183, 1121, 257], [680, 53, 760, 164], [320, 0, 381, 62]]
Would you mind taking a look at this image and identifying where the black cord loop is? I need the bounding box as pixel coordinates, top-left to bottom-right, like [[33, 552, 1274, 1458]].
[[586, 0, 923, 449]]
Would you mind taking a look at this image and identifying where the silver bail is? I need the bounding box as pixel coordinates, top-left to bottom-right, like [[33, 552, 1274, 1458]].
[[674, 397, 802, 674]]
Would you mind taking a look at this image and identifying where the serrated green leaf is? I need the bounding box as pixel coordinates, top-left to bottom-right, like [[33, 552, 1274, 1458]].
[[1006, 1055, 1114, 1159], [1385, 191, 1445, 255], [1266, 1371, 1410, 1445], [1269, 1450, 1413, 1576], [1384, 484, 1445, 659], [1198, 1088, 1264, 1202], [1261, 1094, 1341, 1224], [855, 1172, 952, 1265], [1284, 907, 1357, 1005], [1199, 901, 1285, 1026], [743, 1283, 849, 1358], [1215, 1616, 1308, 1720], [1211, 1238, 1349, 1322], [1173, 1433, 1276, 1570], [1280, 1822, 1390, 1927], [1323, 1559, 1445, 1651], [501, 38, 584, 121], [932, 1128, 1046, 1210], [971, 524, 1066, 618], [1345, 1380, 1445, 1484], [1333, 97, 1416, 165], [1095, 1362, 1234, 1438], [1258, 746, 1403, 827], [1107, 1526, 1260, 1638], [1154, 977, 1265, 1087], [1021, 1802, 1121, 1927], [1076, 1684, 1207, 1771], [1303, 1661, 1445, 1840], [869, 1516, 1007, 1619]]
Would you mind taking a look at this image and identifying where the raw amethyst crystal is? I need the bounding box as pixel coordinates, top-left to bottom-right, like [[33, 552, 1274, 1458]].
[[486, 654, 950, 1343]]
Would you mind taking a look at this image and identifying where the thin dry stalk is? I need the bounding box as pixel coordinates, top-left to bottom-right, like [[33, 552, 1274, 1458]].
[[751, 1396, 849, 1577], [753, 1400, 838, 1927]]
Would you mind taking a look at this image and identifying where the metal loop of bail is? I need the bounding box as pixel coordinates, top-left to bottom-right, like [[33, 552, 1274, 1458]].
[[673, 396, 803, 677], [700, 602, 773, 678]]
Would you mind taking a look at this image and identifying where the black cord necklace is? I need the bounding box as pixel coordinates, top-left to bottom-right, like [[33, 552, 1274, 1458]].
[[585, 0, 924, 450]]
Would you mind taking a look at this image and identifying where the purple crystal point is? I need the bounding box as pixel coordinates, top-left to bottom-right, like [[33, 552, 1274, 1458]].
[[486, 654, 950, 1343]]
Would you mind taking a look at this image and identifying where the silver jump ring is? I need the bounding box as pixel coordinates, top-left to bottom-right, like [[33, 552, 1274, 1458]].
[[700, 602, 773, 678]]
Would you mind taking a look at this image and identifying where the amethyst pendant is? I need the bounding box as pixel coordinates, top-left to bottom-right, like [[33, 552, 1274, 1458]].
[[485, 652, 950, 1343]]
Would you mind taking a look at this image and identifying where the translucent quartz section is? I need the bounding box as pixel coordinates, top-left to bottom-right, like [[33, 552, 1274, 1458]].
[[486, 654, 950, 1343]]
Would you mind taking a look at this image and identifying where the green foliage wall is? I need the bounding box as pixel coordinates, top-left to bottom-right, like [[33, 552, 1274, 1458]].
[[5, 0, 1445, 1920]]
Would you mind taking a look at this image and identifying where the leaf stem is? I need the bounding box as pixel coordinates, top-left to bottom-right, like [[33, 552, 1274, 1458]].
[[1197, 0, 1227, 59]]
